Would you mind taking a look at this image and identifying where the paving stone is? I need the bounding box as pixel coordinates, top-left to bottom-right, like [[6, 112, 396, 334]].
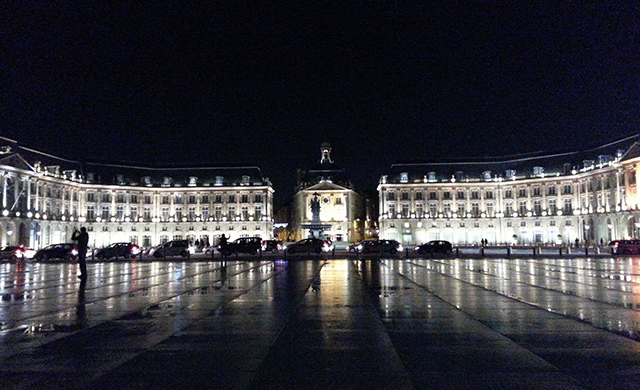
[[2, 257, 640, 389]]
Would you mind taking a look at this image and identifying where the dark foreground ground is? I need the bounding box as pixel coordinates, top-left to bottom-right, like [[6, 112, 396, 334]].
[[2, 255, 640, 389]]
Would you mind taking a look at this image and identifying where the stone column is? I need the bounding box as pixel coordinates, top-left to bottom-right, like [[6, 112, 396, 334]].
[[636, 165, 640, 209], [26, 178, 32, 211], [2, 174, 7, 209], [616, 169, 623, 210], [13, 177, 19, 210]]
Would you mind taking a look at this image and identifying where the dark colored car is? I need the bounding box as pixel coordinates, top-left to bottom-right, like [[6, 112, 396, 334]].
[[0, 245, 26, 261], [609, 240, 640, 255], [219, 237, 262, 256], [348, 240, 375, 253], [360, 239, 403, 254], [262, 240, 283, 253], [286, 238, 332, 254], [33, 243, 78, 261], [148, 240, 190, 258], [415, 240, 453, 255], [95, 242, 140, 260]]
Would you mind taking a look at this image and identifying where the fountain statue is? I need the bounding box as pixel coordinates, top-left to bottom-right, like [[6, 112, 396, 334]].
[[302, 192, 331, 239]]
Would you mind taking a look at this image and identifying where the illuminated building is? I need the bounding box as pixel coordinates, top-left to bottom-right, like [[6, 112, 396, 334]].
[[286, 142, 366, 242], [378, 135, 640, 246], [0, 137, 274, 249]]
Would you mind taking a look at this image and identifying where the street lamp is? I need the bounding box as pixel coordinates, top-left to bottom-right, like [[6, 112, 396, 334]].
[[584, 224, 590, 241]]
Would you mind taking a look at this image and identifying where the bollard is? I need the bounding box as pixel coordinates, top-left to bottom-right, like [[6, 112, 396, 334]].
[[533, 247, 536, 257], [332, 247, 335, 257], [456, 248, 459, 257], [480, 247, 484, 257], [405, 248, 409, 257], [507, 247, 511, 257], [585, 247, 589, 256], [559, 247, 563, 256], [259, 248, 262, 259]]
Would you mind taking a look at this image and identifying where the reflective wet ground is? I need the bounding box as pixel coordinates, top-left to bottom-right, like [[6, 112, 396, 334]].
[[2, 257, 640, 389]]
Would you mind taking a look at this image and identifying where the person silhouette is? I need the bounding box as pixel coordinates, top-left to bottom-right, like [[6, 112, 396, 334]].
[[219, 234, 228, 256], [72, 227, 89, 279]]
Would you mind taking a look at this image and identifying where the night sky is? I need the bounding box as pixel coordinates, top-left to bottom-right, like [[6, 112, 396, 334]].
[[3, 2, 639, 206]]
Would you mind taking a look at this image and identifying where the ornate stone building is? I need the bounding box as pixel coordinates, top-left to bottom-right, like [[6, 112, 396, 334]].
[[287, 143, 366, 242], [0, 137, 274, 249], [378, 135, 640, 246]]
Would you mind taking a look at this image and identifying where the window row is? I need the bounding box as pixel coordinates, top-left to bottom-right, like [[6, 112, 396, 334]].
[[385, 198, 589, 218], [82, 193, 266, 204], [385, 180, 619, 202], [85, 205, 266, 221], [386, 219, 571, 229]]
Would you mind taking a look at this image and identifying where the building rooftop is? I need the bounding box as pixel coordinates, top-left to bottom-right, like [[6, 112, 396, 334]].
[[382, 134, 640, 184], [296, 142, 354, 191], [0, 136, 271, 188]]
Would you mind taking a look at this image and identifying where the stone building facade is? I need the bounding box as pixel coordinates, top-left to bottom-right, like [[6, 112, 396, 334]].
[[287, 143, 366, 243], [0, 138, 274, 249], [378, 135, 640, 246]]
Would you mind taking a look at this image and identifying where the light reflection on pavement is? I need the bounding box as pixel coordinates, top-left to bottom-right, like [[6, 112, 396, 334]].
[[1, 257, 640, 389]]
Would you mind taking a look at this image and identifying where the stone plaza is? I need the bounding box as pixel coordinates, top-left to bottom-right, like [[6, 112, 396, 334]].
[[2, 254, 640, 389]]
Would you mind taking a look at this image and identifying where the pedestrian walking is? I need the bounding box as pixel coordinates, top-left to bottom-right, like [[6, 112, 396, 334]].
[[219, 234, 228, 255], [72, 227, 89, 279]]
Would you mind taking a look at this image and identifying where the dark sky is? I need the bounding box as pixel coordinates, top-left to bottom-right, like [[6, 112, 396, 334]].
[[3, 2, 639, 206]]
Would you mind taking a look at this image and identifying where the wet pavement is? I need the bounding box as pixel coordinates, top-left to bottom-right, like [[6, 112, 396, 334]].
[[2, 256, 640, 389]]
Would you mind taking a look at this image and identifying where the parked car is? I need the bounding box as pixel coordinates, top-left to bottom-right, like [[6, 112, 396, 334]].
[[415, 240, 453, 255], [33, 243, 78, 261], [347, 240, 375, 253], [262, 240, 283, 253], [148, 240, 190, 258], [203, 245, 217, 255], [609, 239, 640, 255], [0, 245, 27, 261], [360, 239, 403, 254], [22, 247, 37, 259], [219, 237, 262, 256], [95, 242, 140, 260], [286, 238, 332, 254]]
